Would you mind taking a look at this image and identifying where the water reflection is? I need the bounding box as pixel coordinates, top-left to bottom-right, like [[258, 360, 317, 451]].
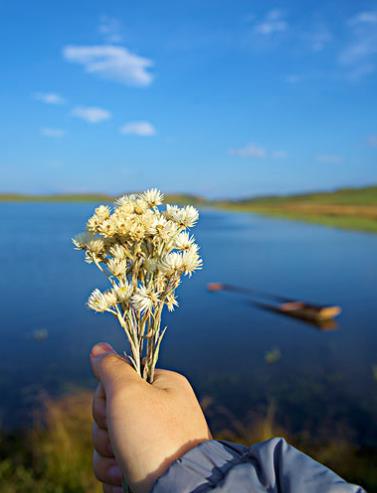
[[248, 300, 339, 331], [208, 282, 341, 330]]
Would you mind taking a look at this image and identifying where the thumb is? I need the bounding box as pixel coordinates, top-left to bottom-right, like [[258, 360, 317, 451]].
[[90, 342, 140, 392]]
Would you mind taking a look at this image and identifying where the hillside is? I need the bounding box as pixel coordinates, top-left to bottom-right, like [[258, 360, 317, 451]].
[[1, 186, 377, 233], [219, 185, 377, 233]]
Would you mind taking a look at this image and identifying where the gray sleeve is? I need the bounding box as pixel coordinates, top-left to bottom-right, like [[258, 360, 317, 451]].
[[151, 438, 365, 493]]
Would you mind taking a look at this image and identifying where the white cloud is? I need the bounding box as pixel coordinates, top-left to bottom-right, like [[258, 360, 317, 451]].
[[120, 121, 156, 136], [229, 144, 287, 159], [349, 11, 377, 26], [309, 27, 332, 52], [271, 150, 288, 159], [34, 92, 65, 105], [41, 127, 65, 138], [317, 154, 344, 164], [99, 15, 124, 43], [340, 37, 377, 66], [230, 143, 266, 158], [72, 106, 111, 123], [254, 10, 288, 36], [63, 45, 153, 86], [339, 11, 377, 79], [368, 135, 377, 147]]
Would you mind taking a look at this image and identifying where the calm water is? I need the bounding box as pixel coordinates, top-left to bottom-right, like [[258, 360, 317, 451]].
[[1, 203, 377, 444]]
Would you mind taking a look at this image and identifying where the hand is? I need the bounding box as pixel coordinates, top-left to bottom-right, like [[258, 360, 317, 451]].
[[90, 342, 212, 493]]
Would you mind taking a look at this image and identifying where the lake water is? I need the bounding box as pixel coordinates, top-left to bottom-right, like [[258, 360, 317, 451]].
[[1, 203, 377, 446]]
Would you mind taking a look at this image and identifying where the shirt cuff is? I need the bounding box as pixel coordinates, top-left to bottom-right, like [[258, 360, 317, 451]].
[[151, 439, 247, 493]]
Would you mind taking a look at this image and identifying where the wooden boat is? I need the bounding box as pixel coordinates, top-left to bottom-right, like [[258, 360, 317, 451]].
[[207, 282, 342, 325], [278, 301, 341, 322]]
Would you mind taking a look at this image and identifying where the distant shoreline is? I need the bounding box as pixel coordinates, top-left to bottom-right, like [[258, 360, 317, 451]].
[[1, 185, 377, 233]]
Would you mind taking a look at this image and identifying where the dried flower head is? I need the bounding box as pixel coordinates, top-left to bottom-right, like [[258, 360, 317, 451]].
[[88, 289, 117, 312], [73, 189, 202, 382]]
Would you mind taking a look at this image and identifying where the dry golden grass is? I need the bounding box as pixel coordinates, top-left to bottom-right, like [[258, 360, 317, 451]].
[[0, 390, 375, 492], [31, 391, 101, 493], [0, 390, 101, 493]]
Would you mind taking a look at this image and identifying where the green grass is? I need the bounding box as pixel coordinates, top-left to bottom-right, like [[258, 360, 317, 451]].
[[215, 205, 377, 233], [1, 185, 377, 233], [214, 185, 377, 233], [0, 391, 101, 493], [0, 390, 374, 492], [234, 185, 377, 206], [0, 193, 114, 203], [0, 192, 206, 204]]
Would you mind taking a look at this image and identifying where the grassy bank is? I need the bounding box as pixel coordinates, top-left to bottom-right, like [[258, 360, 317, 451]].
[[1, 186, 377, 233], [0, 192, 206, 205], [215, 185, 377, 233], [0, 193, 114, 203], [0, 390, 375, 492]]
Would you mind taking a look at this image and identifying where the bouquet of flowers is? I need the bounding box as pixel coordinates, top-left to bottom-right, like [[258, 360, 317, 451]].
[[73, 189, 202, 382]]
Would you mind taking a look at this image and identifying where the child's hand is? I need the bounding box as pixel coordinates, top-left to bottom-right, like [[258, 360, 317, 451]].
[[90, 342, 211, 493]]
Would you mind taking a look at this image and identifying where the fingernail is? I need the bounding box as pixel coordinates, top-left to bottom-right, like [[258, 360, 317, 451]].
[[109, 465, 123, 483], [91, 342, 114, 358]]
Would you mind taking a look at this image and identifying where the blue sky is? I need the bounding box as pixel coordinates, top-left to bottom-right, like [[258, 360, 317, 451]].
[[1, 0, 377, 198]]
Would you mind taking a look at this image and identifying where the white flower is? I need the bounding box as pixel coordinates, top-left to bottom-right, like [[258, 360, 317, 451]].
[[86, 206, 111, 233], [114, 195, 136, 215], [141, 188, 164, 207], [115, 194, 136, 207], [136, 210, 154, 231], [107, 258, 128, 277], [149, 216, 178, 241], [88, 289, 117, 312], [72, 232, 93, 250], [84, 251, 102, 264], [175, 232, 196, 251], [87, 238, 105, 255], [164, 204, 181, 221], [114, 217, 132, 235], [148, 215, 167, 234], [181, 250, 202, 276], [115, 283, 134, 303], [165, 293, 179, 312], [109, 244, 128, 260], [160, 221, 179, 241], [133, 198, 149, 215], [95, 205, 111, 219], [164, 205, 199, 228], [87, 216, 100, 233], [160, 252, 184, 276], [132, 286, 158, 312], [74, 188, 203, 381], [104, 289, 118, 307], [178, 206, 199, 228], [98, 218, 117, 237], [128, 221, 146, 241]]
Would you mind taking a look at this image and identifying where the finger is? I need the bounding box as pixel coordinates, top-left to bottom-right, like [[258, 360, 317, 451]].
[[96, 381, 106, 400], [90, 342, 141, 393], [153, 368, 191, 392], [92, 383, 107, 429], [93, 450, 123, 486], [92, 422, 114, 458]]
